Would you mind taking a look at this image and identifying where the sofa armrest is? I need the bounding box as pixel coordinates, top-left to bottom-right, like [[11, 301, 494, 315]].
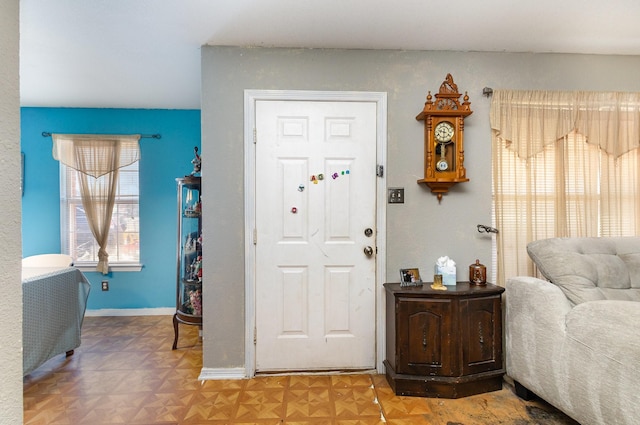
[[507, 277, 640, 425], [506, 276, 573, 331], [505, 276, 573, 392]]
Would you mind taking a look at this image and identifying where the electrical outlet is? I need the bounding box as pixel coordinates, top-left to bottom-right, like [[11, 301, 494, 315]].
[[101, 280, 109, 291], [388, 187, 405, 204]]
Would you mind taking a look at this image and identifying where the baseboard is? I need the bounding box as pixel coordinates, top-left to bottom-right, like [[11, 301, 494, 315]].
[[199, 367, 247, 381], [85, 307, 175, 317]]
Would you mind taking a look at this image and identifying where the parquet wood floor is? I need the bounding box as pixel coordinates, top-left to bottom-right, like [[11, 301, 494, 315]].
[[23, 316, 578, 425]]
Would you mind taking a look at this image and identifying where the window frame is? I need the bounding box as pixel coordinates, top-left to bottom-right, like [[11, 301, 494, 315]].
[[59, 162, 142, 272], [492, 130, 640, 283]]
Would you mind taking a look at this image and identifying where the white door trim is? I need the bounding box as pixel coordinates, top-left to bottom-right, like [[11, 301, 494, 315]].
[[244, 90, 387, 377]]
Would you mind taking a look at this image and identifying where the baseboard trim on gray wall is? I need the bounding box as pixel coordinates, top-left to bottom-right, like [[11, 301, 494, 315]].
[[199, 367, 247, 381], [85, 307, 175, 317]]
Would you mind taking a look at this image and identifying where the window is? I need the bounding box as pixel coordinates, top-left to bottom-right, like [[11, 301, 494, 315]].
[[60, 161, 141, 270], [493, 132, 598, 280], [494, 132, 640, 283], [491, 90, 640, 284]]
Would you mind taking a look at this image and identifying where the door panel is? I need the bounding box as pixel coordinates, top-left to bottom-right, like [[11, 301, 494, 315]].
[[255, 99, 377, 371]]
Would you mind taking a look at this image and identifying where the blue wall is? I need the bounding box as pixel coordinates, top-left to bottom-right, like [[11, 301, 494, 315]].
[[21, 107, 201, 310]]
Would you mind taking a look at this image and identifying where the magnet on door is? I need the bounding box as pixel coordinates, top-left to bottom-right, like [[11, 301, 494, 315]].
[[291, 207, 298, 213]]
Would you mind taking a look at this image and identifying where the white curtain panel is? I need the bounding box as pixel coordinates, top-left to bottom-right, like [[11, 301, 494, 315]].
[[490, 91, 640, 284], [52, 134, 140, 274]]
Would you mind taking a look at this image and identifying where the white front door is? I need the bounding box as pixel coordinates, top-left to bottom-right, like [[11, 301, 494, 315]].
[[254, 99, 378, 372]]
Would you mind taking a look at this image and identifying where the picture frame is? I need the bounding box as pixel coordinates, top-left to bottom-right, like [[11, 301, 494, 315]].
[[400, 268, 423, 287]]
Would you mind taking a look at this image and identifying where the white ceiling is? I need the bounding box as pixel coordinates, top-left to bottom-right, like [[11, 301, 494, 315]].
[[20, 0, 640, 110]]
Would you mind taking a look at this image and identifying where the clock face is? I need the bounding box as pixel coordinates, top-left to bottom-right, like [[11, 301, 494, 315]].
[[434, 121, 455, 143]]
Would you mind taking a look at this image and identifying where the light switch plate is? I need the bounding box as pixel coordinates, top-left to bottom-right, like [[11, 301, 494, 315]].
[[388, 188, 404, 204]]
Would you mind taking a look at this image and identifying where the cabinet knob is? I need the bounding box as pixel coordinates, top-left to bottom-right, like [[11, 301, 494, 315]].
[[422, 329, 428, 351]]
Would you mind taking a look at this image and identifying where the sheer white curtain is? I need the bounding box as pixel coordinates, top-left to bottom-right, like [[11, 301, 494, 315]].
[[52, 134, 141, 274], [491, 90, 640, 284]]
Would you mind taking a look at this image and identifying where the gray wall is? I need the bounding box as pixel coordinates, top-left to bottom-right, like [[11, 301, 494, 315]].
[[0, 0, 23, 422], [201, 46, 640, 370]]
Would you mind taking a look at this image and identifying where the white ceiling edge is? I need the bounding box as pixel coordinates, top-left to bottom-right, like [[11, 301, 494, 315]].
[[19, 0, 640, 110]]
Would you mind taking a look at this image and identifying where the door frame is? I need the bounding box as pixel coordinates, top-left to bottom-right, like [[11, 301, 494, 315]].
[[244, 90, 387, 377]]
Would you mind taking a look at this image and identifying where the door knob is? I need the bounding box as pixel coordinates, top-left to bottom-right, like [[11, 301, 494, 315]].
[[364, 246, 374, 257]]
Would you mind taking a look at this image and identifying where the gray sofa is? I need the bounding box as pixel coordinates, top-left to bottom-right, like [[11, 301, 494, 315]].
[[506, 237, 640, 425]]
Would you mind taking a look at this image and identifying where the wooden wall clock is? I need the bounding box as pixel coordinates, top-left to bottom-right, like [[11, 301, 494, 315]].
[[416, 73, 473, 202]]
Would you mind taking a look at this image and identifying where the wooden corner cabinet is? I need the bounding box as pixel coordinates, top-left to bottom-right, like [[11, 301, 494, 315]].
[[173, 176, 202, 349], [384, 282, 505, 398]]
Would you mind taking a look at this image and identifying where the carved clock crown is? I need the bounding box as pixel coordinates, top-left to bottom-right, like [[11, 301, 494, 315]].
[[417, 73, 472, 118]]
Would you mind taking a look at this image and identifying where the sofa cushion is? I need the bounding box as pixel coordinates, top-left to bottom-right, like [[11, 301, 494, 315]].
[[565, 300, 640, 372], [527, 237, 640, 305]]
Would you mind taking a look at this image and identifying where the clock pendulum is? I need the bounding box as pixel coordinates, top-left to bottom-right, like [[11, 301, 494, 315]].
[[436, 141, 451, 171]]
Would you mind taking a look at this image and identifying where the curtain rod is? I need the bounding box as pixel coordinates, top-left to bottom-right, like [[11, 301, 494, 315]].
[[41, 132, 161, 139]]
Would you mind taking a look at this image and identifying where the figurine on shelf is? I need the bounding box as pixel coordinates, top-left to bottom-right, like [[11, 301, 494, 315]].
[[187, 256, 199, 282], [190, 146, 201, 176], [189, 288, 202, 316], [189, 255, 202, 282], [188, 258, 196, 281], [184, 234, 196, 254], [186, 261, 195, 282], [184, 201, 201, 217], [196, 255, 202, 281], [184, 188, 200, 217]]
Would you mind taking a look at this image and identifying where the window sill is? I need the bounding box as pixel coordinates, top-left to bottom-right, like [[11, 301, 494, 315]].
[[74, 263, 143, 273]]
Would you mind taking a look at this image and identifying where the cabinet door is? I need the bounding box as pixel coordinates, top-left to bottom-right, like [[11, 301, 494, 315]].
[[396, 297, 453, 376], [460, 295, 502, 375]]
